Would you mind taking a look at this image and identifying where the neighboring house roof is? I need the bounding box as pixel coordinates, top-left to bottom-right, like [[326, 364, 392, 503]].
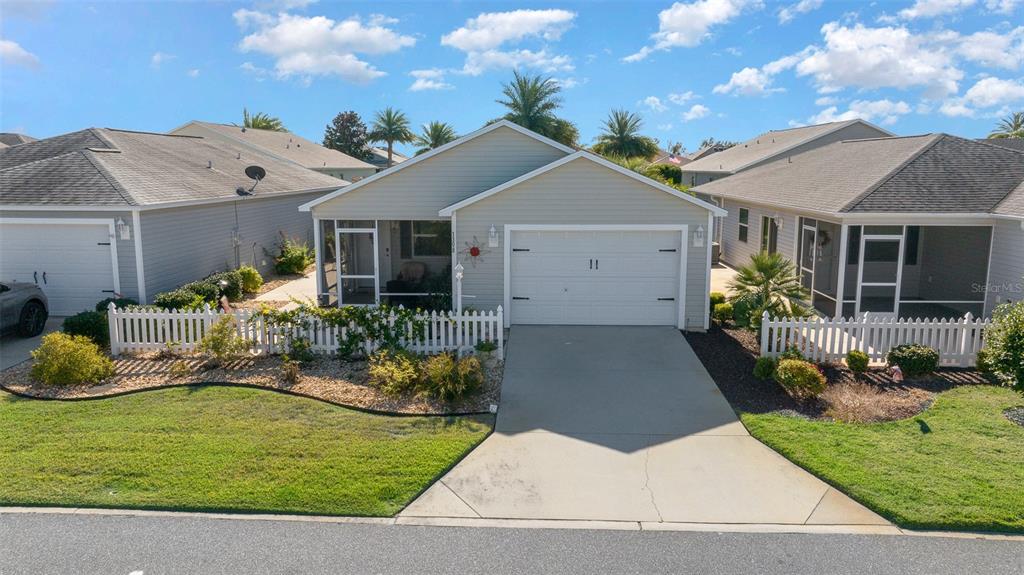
[[0, 128, 344, 208], [694, 134, 1024, 216], [979, 138, 1024, 152], [683, 120, 892, 174], [994, 180, 1024, 218], [0, 133, 37, 146], [650, 149, 692, 167], [688, 144, 727, 161], [368, 146, 408, 165], [172, 121, 377, 171], [300, 120, 575, 211], [439, 151, 726, 217]]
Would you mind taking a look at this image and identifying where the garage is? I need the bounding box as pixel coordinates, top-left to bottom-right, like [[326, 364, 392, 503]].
[[0, 219, 119, 316], [507, 227, 686, 326]]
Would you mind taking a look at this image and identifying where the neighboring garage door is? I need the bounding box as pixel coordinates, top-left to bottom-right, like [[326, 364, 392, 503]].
[[0, 220, 119, 316], [508, 228, 684, 326]]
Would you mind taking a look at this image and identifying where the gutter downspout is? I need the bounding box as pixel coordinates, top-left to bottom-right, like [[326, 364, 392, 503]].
[[132, 210, 147, 304]]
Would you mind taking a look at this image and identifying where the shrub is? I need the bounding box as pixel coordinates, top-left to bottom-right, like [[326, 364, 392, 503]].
[[62, 311, 109, 347], [779, 345, 805, 361], [95, 297, 138, 312], [886, 344, 939, 378], [168, 360, 192, 379], [846, 350, 869, 373], [974, 348, 992, 375], [821, 382, 890, 423], [273, 233, 315, 275], [368, 348, 420, 396], [198, 316, 251, 365], [713, 303, 734, 324], [281, 358, 301, 386], [153, 288, 207, 311], [981, 300, 1024, 391], [205, 270, 244, 302], [645, 163, 683, 185], [181, 280, 220, 303], [709, 292, 727, 308], [237, 265, 264, 294], [419, 353, 483, 401], [30, 332, 114, 385], [285, 336, 316, 365], [474, 340, 498, 353], [774, 359, 827, 399], [753, 356, 776, 380]]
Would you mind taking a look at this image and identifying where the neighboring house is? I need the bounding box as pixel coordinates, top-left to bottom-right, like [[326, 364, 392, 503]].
[[0, 133, 37, 146], [171, 121, 379, 182], [300, 120, 726, 330], [980, 138, 1024, 152], [695, 134, 1024, 320], [0, 128, 343, 315], [687, 143, 727, 162], [366, 147, 409, 170], [650, 149, 692, 167]]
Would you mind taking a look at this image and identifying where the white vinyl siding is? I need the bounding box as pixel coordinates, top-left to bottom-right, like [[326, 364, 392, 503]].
[[455, 158, 712, 330], [986, 219, 1024, 314]]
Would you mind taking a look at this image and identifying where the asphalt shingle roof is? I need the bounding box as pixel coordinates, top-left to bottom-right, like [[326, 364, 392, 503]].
[[0, 128, 344, 207], [979, 138, 1024, 152], [183, 122, 377, 171], [0, 129, 113, 170], [0, 133, 37, 146]]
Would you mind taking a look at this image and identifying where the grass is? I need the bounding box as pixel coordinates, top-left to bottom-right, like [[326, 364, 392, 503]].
[[741, 385, 1024, 533], [0, 386, 491, 516]]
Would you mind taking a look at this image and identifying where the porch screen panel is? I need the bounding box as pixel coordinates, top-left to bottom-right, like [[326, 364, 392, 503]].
[[319, 220, 337, 306]]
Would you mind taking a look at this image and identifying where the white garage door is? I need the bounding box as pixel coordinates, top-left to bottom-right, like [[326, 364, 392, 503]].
[[509, 229, 684, 326], [0, 221, 119, 316]]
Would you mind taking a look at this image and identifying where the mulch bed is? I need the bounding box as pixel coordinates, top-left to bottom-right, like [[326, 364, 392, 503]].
[[684, 324, 989, 421], [0, 352, 503, 416]]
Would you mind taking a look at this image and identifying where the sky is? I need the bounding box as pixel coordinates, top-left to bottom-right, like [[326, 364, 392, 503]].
[[1, 0, 1023, 156]]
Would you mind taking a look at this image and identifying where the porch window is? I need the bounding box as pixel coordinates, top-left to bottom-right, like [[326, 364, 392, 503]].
[[738, 208, 749, 243], [400, 221, 451, 258]]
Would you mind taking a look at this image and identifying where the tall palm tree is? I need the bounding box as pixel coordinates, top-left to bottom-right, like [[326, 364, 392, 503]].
[[368, 107, 415, 167], [414, 121, 458, 155], [496, 70, 578, 147], [592, 109, 660, 158], [989, 112, 1024, 139], [727, 252, 810, 329], [242, 108, 286, 132]]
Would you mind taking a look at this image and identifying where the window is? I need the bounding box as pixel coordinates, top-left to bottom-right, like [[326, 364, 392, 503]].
[[738, 208, 749, 243], [400, 221, 451, 257], [760, 216, 778, 254]]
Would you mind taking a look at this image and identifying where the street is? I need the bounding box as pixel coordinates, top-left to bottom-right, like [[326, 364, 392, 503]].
[[1, 512, 1020, 575]]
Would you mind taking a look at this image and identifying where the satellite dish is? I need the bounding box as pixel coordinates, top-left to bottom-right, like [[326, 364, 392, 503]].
[[243, 165, 266, 193]]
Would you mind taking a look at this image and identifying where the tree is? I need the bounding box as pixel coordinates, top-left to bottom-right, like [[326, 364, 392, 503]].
[[414, 121, 458, 155], [496, 70, 579, 147], [242, 108, 286, 132], [980, 297, 1024, 391], [368, 107, 415, 168], [727, 252, 810, 330], [989, 112, 1024, 139], [592, 109, 660, 159], [665, 141, 685, 155], [323, 111, 372, 160], [699, 137, 738, 150]]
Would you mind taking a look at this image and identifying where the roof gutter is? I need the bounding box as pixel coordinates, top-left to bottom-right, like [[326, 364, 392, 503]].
[[0, 185, 343, 213]]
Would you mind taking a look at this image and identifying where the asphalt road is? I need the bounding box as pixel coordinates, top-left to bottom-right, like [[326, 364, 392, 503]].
[[1, 513, 1021, 575]]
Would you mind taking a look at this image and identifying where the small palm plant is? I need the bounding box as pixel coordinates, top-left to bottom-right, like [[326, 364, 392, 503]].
[[242, 108, 286, 131], [727, 252, 810, 330], [369, 107, 415, 167], [989, 111, 1024, 139], [414, 121, 458, 155]]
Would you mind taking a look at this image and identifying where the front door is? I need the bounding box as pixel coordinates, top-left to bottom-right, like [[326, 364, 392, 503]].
[[335, 222, 379, 306], [761, 216, 779, 254], [856, 234, 903, 316]]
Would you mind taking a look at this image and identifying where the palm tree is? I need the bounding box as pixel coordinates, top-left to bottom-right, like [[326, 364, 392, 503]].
[[496, 70, 579, 147], [242, 108, 286, 132], [727, 252, 810, 329], [369, 107, 415, 167], [592, 109, 660, 158], [414, 121, 458, 155], [989, 112, 1024, 139]]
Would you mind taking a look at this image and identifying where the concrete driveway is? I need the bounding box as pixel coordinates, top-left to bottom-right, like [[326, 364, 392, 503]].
[[402, 326, 886, 526], [0, 317, 62, 370]]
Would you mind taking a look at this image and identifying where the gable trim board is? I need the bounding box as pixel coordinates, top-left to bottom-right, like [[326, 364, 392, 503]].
[[439, 151, 727, 217], [298, 121, 576, 212]]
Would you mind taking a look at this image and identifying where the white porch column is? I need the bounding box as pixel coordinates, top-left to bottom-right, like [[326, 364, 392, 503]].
[[835, 224, 848, 318], [313, 217, 323, 305]]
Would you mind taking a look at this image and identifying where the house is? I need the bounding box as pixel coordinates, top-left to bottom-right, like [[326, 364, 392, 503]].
[[980, 138, 1024, 152], [687, 143, 728, 162], [695, 134, 1024, 320], [299, 120, 726, 330], [0, 128, 343, 315], [171, 121, 379, 182], [0, 133, 36, 146], [681, 120, 893, 188], [650, 149, 692, 167], [366, 146, 409, 170]]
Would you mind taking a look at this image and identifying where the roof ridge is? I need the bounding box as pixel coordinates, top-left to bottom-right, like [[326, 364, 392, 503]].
[[766, 119, 852, 134], [105, 127, 204, 139], [87, 127, 119, 149], [971, 136, 1024, 155], [839, 134, 945, 212], [81, 148, 139, 206], [0, 148, 86, 173]]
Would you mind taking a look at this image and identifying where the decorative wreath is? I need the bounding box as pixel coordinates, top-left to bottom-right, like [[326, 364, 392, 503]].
[[458, 236, 491, 267]]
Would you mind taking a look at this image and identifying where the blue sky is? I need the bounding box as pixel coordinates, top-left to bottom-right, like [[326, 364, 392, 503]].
[[2, 0, 1022, 155]]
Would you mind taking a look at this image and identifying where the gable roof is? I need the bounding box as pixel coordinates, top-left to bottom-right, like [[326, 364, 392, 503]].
[[0, 133, 37, 146], [683, 119, 893, 174], [0, 128, 114, 170], [979, 138, 1024, 153], [299, 120, 576, 212], [174, 121, 377, 171], [694, 134, 1024, 216], [1, 128, 343, 208], [368, 146, 408, 165], [650, 149, 692, 167], [439, 151, 726, 217]]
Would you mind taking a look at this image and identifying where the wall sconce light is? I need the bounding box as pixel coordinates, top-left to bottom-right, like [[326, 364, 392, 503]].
[[773, 214, 784, 231], [693, 225, 705, 248], [115, 218, 131, 240], [488, 225, 499, 247]]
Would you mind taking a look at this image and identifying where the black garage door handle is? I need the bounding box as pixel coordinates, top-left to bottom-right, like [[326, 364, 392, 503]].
[[512, 296, 530, 300]]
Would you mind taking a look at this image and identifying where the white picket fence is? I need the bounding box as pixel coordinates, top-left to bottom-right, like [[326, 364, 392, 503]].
[[759, 312, 988, 367], [107, 304, 504, 358]]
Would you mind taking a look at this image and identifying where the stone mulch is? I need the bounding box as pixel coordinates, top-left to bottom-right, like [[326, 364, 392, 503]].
[[684, 323, 990, 422], [1005, 407, 1024, 428], [0, 351, 503, 415]]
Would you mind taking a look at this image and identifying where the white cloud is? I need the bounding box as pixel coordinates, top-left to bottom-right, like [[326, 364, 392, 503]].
[[186, 68, 200, 78], [778, 0, 823, 24], [810, 99, 911, 125], [150, 51, 174, 68], [642, 96, 668, 112], [955, 27, 1024, 69], [235, 11, 415, 84], [552, 76, 582, 88], [815, 96, 839, 106], [985, 0, 1021, 14], [625, 0, 756, 62], [657, 123, 674, 130], [682, 104, 711, 121], [254, 0, 319, 9], [713, 66, 779, 95], [441, 9, 576, 76], [408, 68, 453, 91], [668, 91, 697, 104], [964, 76, 1024, 107], [0, 39, 39, 68], [899, 0, 976, 19]]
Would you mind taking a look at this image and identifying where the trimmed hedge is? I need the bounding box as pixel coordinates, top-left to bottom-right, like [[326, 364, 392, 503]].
[[753, 356, 776, 380], [95, 297, 138, 312], [62, 311, 109, 347], [846, 350, 869, 373], [713, 303, 734, 324], [152, 269, 248, 310], [774, 359, 827, 399], [886, 344, 939, 377]]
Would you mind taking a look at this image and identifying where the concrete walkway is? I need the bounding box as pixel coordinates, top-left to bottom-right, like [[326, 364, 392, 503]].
[[255, 272, 317, 309], [402, 326, 887, 526]]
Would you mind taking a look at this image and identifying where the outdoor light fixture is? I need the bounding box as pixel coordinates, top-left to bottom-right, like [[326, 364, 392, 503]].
[[115, 218, 131, 240], [693, 225, 705, 248], [773, 214, 784, 231], [488, 225, 499, 247]]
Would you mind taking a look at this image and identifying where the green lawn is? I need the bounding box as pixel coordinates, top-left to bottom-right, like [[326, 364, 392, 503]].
[[0, 386, 491, 516], [742, 385, 1024, 533]]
